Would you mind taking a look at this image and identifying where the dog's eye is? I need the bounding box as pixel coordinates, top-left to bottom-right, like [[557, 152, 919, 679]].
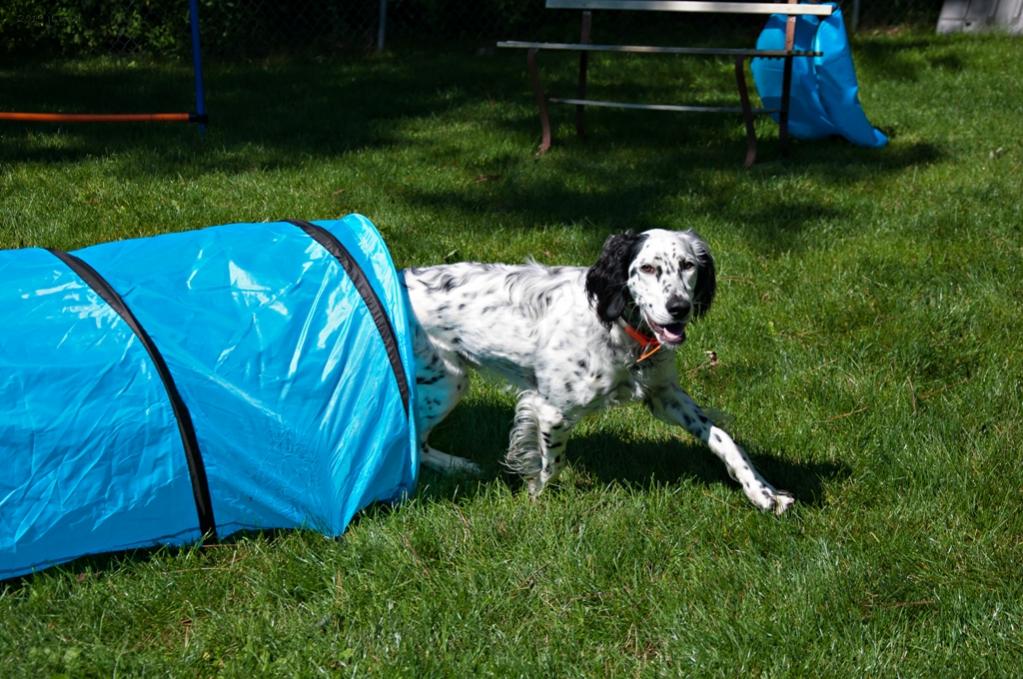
[[680, 260, 695, 272], [640, 264, 656, 275]]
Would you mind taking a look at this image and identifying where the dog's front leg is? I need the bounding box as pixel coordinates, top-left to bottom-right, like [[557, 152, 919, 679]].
[[646, 385, 794, 514], [505, 391, 574, 497]]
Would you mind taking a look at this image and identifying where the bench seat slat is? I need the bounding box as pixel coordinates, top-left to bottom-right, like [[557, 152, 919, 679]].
[[546, 0, 834, 16], [497, 40, 820, 58], [549, 97, 773, 114]]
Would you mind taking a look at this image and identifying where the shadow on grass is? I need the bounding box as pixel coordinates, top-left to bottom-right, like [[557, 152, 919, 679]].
[[0, 53, 532, 170], [0, 52, 941, 176], [566, 431, 848, 507], [413, 400, 849, 508], [1, 51, 945, 261], [399, 131, 942, 259]]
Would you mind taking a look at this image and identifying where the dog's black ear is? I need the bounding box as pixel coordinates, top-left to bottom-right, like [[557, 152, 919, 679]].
[[586, 231, 645, 327], [688, 231, 717, 318]]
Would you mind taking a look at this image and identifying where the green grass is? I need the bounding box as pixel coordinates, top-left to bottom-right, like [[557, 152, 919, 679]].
[[2, 30, 1023, 676]]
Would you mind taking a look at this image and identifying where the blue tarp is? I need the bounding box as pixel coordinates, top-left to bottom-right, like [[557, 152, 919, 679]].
[[751, 5, 887, 148], [0, 214, 418, 579]]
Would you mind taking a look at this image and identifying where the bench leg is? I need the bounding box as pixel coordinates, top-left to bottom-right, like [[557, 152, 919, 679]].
[[734, 57, 757, 168], [780, 12, 796, 156], [779, 54, 793, 157], [527, 48, 552, 155], [576, 11, 592, 139]]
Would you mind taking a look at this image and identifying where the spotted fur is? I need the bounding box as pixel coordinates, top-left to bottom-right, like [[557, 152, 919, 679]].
[[402, 229, 794, 514]]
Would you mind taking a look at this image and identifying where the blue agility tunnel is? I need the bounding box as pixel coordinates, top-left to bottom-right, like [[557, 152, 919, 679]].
[[0, 214, 418, 579], [751, 5, 887, 148]]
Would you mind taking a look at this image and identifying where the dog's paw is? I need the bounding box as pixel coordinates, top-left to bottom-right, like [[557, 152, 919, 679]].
[[749, 485, 795, 515], [771, 491, 795, 515], [525, 475, 547, 499]]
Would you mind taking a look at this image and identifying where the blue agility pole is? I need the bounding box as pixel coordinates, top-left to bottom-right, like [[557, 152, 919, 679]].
[[189, 0, 208, 134], [377, 0, 387, 52]]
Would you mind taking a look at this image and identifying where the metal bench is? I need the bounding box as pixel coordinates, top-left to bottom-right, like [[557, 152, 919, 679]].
[[498, 0, 835, 166]]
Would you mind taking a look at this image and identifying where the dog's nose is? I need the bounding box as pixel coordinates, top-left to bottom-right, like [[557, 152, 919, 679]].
[[666, 297, 691, 320]]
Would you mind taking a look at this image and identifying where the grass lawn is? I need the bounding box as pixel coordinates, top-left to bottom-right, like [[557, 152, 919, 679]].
[[2, 28, 1022, 676]]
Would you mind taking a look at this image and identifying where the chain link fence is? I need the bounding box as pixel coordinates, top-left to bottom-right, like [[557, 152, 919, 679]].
[[1, 1, 950, 58]]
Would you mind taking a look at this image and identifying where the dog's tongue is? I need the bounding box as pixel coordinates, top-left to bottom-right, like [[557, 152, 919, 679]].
[[649, 320, 686, 345]]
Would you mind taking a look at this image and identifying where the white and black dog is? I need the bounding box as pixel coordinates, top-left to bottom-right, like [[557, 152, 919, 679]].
[[403, 229, 794, 514]]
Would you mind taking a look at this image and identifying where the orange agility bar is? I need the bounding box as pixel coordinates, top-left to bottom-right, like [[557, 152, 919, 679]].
[[0, 112, 205, 123]]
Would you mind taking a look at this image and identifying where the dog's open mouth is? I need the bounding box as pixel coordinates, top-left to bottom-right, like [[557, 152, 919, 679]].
[[645, 319, 687, 345]]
